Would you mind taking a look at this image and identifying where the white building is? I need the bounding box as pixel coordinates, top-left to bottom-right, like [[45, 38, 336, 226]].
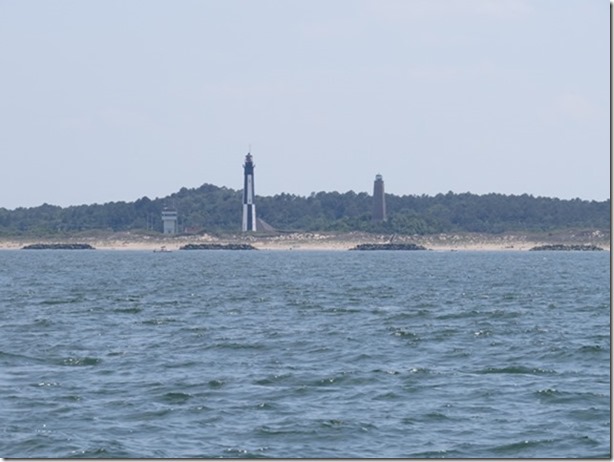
[[161, 208, 178, 235]]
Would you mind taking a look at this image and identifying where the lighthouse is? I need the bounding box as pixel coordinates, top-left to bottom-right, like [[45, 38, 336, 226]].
[[372, 174, 387, 222], [242, 152, 257, 232]]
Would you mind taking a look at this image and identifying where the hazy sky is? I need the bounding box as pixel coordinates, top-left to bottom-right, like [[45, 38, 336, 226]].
[[0, 0, 609, 209]]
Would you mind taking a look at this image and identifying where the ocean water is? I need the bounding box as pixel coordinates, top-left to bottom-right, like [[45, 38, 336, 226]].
[[0, 249, 609, 458]]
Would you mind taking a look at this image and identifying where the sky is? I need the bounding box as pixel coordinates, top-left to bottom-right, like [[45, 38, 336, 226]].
[[0, 0, 609, 209]]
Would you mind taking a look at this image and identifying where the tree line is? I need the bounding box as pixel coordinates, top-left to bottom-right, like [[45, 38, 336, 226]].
[[0, 183, 609, 237]]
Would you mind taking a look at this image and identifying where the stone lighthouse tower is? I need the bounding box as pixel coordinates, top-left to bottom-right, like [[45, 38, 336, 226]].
[[242, 152, 257, 232], [372, 174, 386, 222]]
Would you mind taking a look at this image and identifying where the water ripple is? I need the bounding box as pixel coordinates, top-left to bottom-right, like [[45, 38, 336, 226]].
[[0, 250, 608, 458]]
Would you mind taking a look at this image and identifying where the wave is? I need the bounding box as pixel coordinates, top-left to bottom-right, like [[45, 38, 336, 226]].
[[61, 356, 102, 367], [490, 438, 557, 455], [159, 391, 192, 404], [476, 365, 557, 375]]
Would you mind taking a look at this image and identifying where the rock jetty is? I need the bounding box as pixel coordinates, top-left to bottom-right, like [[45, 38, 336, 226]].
[[350, 243, 428, 251], [529, 244, 604, 251], [22, 243, 95, 250], [179, 243, 257, 250]]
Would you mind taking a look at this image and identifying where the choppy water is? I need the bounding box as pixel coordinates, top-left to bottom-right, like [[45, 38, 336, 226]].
[[0, 250, 610, 458]]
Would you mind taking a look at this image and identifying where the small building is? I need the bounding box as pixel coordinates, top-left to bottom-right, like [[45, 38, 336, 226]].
[[161, 208, 178, 235]]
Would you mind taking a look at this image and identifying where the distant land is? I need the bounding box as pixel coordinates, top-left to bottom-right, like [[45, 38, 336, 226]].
[[0, 183, 609, 239]]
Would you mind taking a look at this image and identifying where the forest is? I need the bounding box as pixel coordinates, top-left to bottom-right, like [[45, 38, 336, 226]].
[[0, 183, 609, 237]]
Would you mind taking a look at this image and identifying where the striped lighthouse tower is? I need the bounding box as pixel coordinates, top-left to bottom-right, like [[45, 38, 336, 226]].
[[242, 152, 257, 232]]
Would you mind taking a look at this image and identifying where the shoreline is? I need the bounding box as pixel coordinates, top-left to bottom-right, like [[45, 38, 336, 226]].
[[0, 230, 609, 252]]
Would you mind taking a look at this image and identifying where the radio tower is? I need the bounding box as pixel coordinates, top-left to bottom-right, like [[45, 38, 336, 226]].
[[242, 152, 257, 232]]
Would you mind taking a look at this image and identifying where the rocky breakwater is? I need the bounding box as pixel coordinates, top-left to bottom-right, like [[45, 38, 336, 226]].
[[22, 243, 95, 250], [529, 244, 604, 251], [350, 243, 428, 251], [179, 243, 257, 250]]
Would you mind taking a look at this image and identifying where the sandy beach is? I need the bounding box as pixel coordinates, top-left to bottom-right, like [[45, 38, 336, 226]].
[[0, 230, 609, 252]]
